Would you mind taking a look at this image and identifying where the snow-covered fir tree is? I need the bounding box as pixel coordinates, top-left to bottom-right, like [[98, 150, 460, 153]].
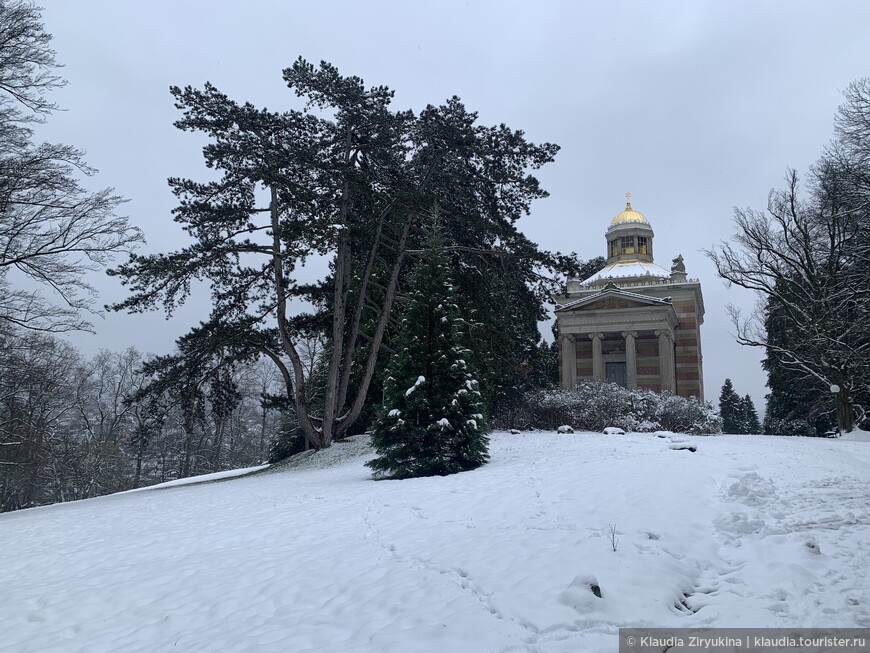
[[740, 394, 761, 434], [719, 378, 743, 434], [367, 220, 489, 479]]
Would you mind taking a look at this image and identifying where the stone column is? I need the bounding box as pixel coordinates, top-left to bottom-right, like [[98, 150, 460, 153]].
[[589, 332, 604, 380], [560, 334, 576, 389], [622, 330, 638, 389], [656, 329, 675, 393]]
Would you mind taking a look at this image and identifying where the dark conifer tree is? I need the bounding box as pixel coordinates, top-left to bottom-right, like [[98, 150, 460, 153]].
[[718, 378, 742, 434], [740, 394, 762, 434], [762, 292, 828, 435], [367, 220, 488, 479]]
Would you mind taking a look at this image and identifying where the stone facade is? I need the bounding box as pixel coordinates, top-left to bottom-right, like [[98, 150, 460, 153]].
[[553, 196, 705, 400]]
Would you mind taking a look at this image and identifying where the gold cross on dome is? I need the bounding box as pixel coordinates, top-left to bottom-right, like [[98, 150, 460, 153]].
[[625, 191, 632, 208]]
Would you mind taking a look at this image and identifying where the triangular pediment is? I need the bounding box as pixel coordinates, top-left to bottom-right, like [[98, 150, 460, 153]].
[[556, 284, 672, 313]]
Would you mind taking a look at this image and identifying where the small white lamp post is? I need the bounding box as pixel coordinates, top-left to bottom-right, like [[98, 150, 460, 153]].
[[830, 385, 842, 437]]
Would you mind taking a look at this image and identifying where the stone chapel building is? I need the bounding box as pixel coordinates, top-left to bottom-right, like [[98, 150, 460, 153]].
[[553, 194, 705, 400]]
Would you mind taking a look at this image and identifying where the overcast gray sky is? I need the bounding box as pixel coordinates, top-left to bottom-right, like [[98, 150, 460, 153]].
[[33, 0, 870, 413]]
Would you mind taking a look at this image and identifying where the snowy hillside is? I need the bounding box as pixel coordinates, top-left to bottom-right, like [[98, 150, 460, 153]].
[[3, 431, 870, 652]]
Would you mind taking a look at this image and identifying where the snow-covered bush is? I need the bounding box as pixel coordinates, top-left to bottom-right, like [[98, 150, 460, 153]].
[[763, 417, 816, 437], [655, 393, 722, 434], [501, 381, 722, 434]]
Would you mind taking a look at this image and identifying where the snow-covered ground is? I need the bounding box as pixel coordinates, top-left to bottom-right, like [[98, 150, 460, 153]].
[[3, 431, 870, 652]]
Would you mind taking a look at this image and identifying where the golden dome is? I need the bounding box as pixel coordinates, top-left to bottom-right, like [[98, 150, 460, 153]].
[[610, 192, 648, 226]]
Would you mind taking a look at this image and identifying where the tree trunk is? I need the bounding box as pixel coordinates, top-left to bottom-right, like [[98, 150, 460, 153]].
[[134, 442, 144, 486], [833, 373, 854, 433], [259, 400, 268, 455]]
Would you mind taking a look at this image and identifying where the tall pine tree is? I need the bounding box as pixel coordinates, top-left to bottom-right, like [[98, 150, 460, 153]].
[[367, 220, 488, 479], [110, 59, 571, 450]]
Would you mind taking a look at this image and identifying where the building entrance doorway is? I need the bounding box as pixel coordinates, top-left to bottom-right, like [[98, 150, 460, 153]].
[[606, 362, 627, 387]]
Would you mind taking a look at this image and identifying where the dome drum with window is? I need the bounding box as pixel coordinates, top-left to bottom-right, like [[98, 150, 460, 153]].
[[606, 193, 655, 264]]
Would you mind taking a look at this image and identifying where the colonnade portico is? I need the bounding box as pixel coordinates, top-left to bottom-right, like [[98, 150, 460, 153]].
[[559, 323, 676, 392]]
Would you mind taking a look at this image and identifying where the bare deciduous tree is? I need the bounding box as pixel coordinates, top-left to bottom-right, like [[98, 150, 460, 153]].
[[708, 79, 870, 432], [0, 1, 143, 332]]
